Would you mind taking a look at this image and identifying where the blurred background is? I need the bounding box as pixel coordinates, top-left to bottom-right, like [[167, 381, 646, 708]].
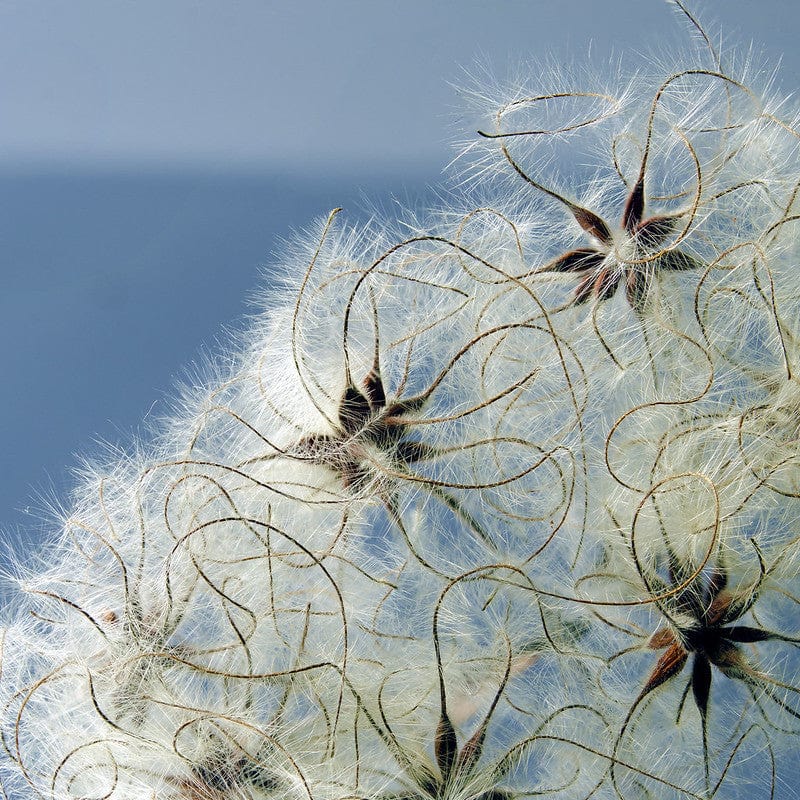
[[1, 1, 797, 559]]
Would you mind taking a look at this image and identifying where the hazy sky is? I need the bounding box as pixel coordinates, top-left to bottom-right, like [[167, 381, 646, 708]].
[[1, 1, 799, 548], [1, 1, 798, 171]]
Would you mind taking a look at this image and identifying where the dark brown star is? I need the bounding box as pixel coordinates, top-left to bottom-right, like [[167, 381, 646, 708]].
[[294, 358, 429, 493], [612, 551, 800, 795], [537, 174, 703, 311]]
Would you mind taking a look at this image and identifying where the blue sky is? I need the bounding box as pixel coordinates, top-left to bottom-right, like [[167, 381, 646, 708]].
[[2, 1, 798, 169], [1, 1, 798, 551]]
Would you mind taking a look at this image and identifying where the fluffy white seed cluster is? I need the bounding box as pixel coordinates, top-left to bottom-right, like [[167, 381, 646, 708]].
[[3, 9, 800, 800]]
